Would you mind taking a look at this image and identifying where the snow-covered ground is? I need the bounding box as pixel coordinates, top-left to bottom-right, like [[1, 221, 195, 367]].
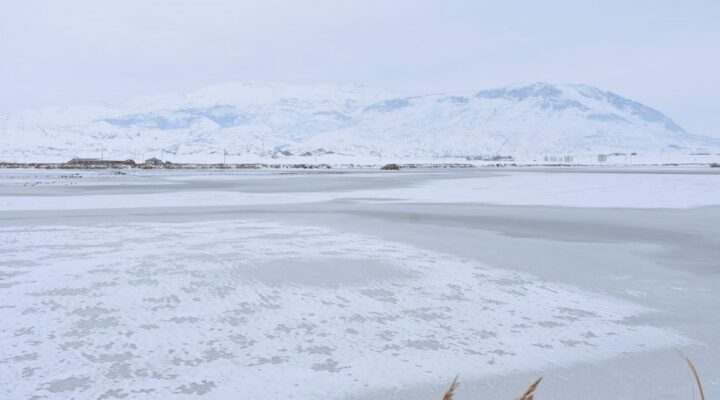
[[1, 168, 718, 399], [2, 82, 720, 161]]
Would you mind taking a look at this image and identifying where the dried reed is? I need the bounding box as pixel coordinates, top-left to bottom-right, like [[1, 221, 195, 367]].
[[437, 356, 707, 399]]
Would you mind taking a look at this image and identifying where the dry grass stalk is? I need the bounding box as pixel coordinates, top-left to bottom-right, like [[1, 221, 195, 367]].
[[516, 377, 543, 400], [683, 356, 705, 400], [442, 375, 460, 400], [439, 375, 543, 400], [438, 357, 705, 399]]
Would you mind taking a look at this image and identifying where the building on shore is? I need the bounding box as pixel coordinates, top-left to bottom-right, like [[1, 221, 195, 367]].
[[145, 157, 163, 166]]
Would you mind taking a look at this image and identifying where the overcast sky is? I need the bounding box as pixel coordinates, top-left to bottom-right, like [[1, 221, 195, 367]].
[[1, 0, 719, 135]]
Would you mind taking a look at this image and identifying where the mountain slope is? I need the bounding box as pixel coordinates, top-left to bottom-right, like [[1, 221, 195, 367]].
[[1, 82, 717, 162]]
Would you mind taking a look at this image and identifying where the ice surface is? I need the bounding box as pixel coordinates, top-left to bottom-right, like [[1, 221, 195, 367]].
[[2, 168, 720, 211], [0, 220, 684, 399], [0, 168, 718, 399]]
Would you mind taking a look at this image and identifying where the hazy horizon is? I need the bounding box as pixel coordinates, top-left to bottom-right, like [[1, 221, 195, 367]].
[[1, 0, 719, 136]]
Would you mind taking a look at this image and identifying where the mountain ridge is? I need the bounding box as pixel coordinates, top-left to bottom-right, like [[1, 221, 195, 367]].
[[1, 81, 717, 161]]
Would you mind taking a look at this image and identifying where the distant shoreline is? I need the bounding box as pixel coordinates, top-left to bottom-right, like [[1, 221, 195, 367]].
[[0, 162, 480, 170], [0, 162, 718, 170]]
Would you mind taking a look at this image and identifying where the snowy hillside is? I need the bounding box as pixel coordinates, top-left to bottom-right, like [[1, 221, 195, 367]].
[[1, 81, 718, 162]]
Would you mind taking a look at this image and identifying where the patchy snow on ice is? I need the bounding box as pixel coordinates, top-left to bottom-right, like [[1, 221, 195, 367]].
[[0, 220, 686, 399]]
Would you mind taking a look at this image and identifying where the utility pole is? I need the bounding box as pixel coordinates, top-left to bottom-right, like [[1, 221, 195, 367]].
[[223, 148, 226, 165]]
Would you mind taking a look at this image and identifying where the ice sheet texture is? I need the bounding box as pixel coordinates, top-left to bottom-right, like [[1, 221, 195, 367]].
[[2, 170, 720, 211], [0, 220, 684, 399]]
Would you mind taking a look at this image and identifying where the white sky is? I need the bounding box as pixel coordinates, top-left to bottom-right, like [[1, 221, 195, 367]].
[[1, 0, 719, 135]]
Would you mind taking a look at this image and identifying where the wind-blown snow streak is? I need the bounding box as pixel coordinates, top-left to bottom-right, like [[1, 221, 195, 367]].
[[1, 82, 717, 162]]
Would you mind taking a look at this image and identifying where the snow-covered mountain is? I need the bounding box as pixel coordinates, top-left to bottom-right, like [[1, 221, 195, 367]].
[[1, 81, 717, 162]]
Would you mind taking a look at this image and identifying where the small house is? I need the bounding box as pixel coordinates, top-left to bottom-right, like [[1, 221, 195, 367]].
[[145, 157, 163, 166]]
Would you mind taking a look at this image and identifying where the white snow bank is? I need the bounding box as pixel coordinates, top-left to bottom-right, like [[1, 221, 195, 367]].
[[360, 171, 720, 208]]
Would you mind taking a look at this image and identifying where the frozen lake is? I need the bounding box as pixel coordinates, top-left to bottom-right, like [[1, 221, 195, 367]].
[[1, 167, 719, 399]]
